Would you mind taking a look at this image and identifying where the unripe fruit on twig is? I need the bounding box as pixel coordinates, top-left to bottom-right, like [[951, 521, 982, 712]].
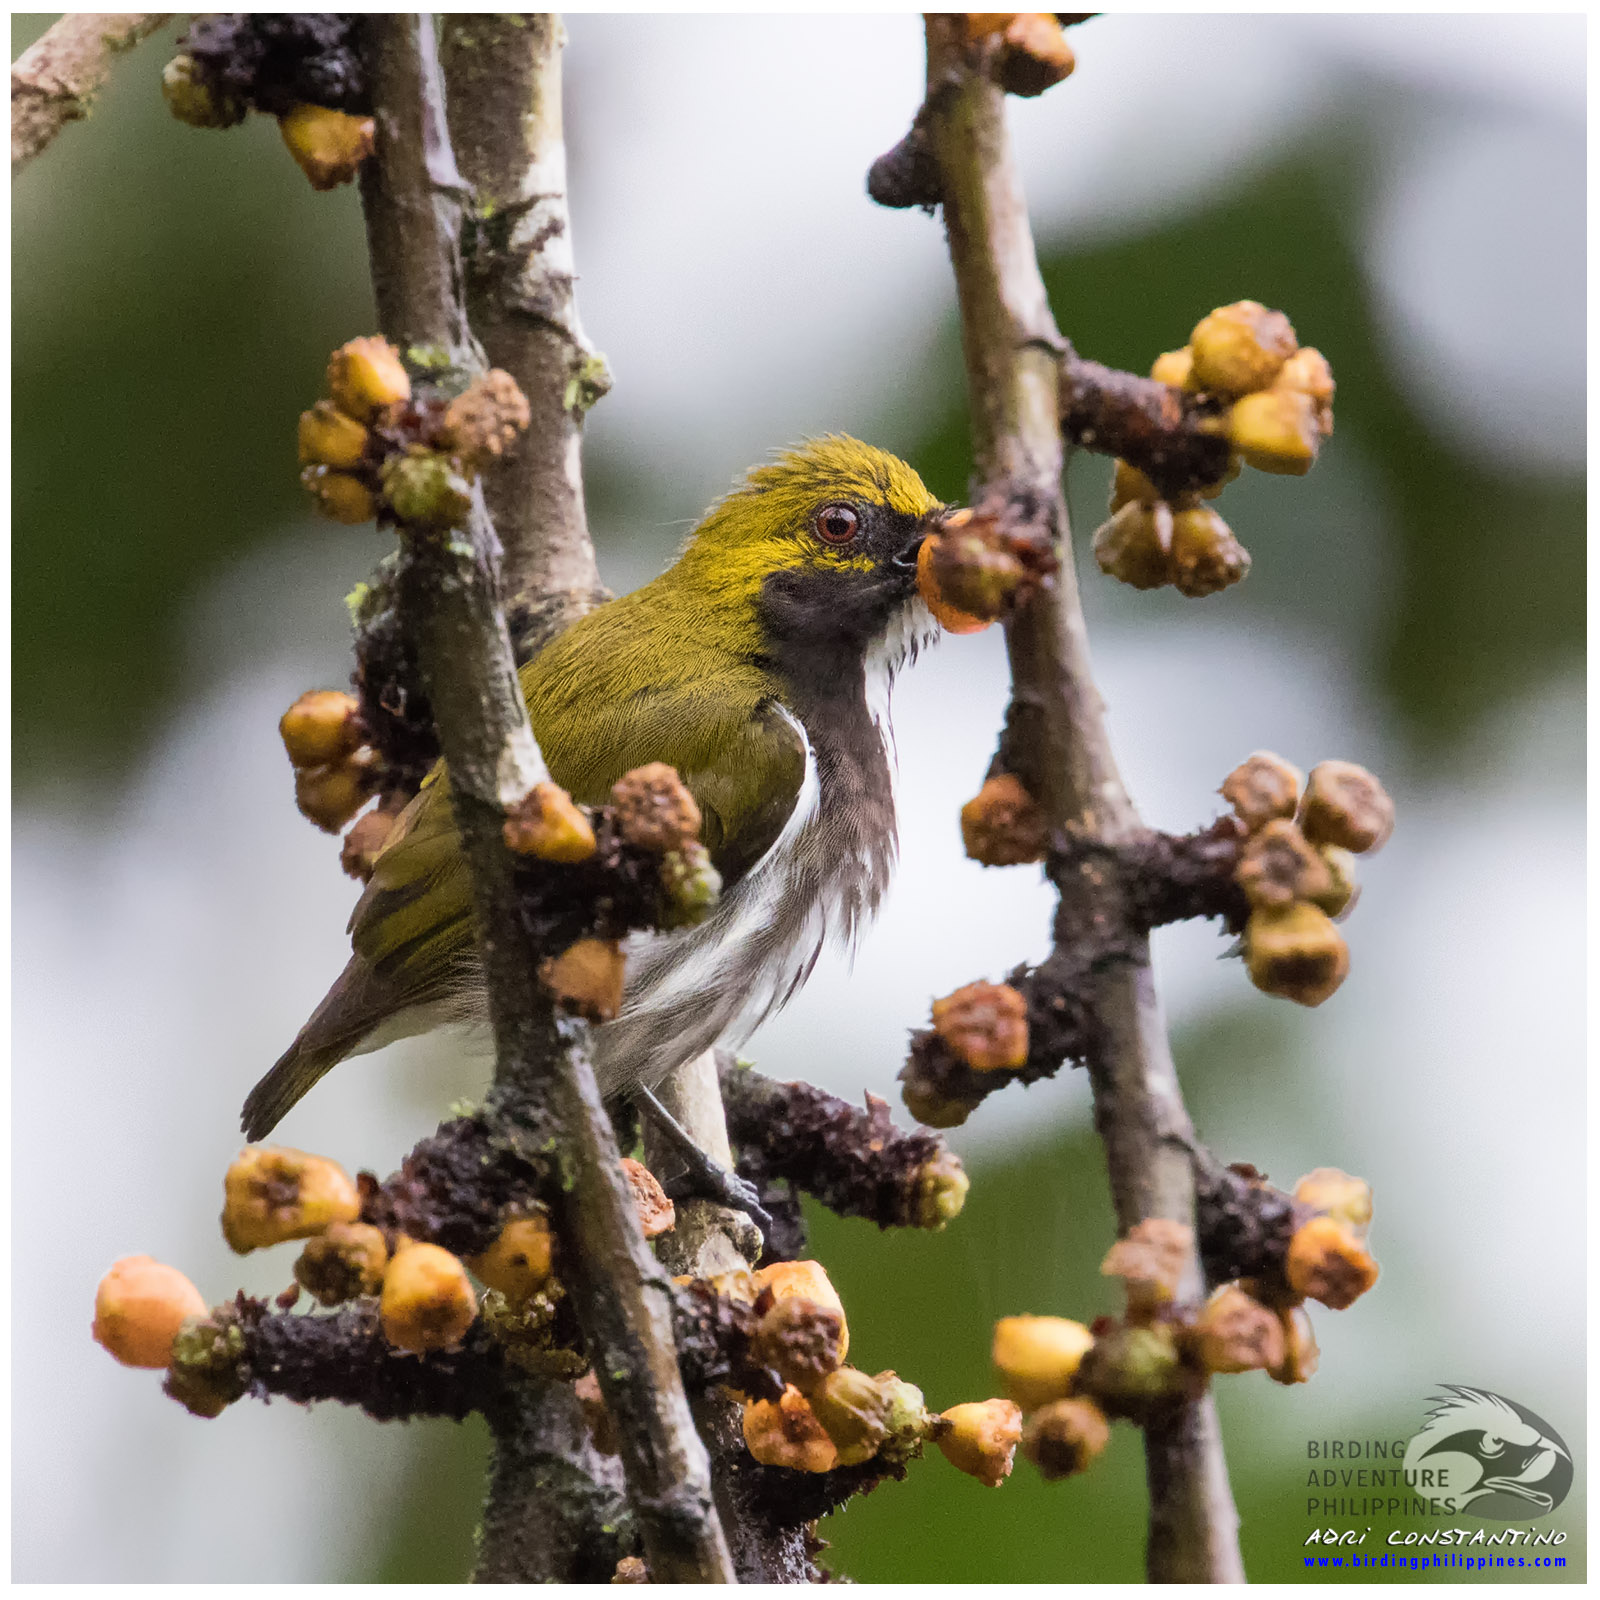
[[279, 103, 376, 191], [298, 401, 370, 470], [381, 1241, 479, 1354], [1149, 346, 1195, 388], [1285, 1215, 1380, 1310], [1220, 751, 1303, 831], [467, 1214, 555, 1303], [1074, 1322, 1198, 1423], [961, 772, 1048, 866], [992, 1314, 1095, 1409], [294, 1221, 389, 1306], [743, 1385, 839, 1472], [162, 54, 247, 129], [93, 1257, 208, 1368], [327, 337, 411, 422], [1228, 388, 1320, 475], [280, 689, 362, 769], [913, 1150, 971, 1230], [875, 1371, 936, 1465], [754, 1259, 849, 1363], [1244, 902, 1350, 1007], [1235, 818, 1336, 910], [749, 1296, 845, 1395], [1021, 1397, 1111, 1480], [1093, 501, 1172, 591], [1192, 1285, 1286, 1374], [295, 747, 380, 834], [1101, 1217, 1192, 1313], [441, 370, 532, 466], [1298, 761, 1394, 855], [809, 1367, 892, 1466], [1170, 506, 1250, 598], [222, 1146, 361, 1253], [659, 843, 721, 928], [541, 938, 626, 1022], [932, 980, 1029, 1072], [502, 782, 597, 863], [1277, 346, 1336, 435], [620, 1158, 676, 1239], [382, 450, 473, 529], [611, 763, 702, 853], [301, 465, 377, 525], [901, 1079, 976, 1130], [1189, 300, 1298, 396], [1293, 1168, 1373, 1239], [937, 1398, 1023, 1486]]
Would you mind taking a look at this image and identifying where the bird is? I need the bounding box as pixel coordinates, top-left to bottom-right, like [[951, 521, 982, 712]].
[[241, 437, 947, 1182]]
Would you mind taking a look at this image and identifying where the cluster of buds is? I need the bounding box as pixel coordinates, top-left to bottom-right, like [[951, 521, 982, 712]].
[[161, 15, 374, 191], [725, 1259, 1020, 1489], [962, 14, 1081, 98], [278, 687, 386, 836], [297, 337, 532, 534], [915, 505, 1058, 636], [1221, 752, 1393, 1006], [1094, 301, 1334, 597]]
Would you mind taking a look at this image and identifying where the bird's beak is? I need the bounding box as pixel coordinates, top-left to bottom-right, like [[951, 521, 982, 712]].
[[892, 508, 946, 571]]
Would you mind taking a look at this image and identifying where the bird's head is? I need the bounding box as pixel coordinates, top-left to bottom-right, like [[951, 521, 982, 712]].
[[673, 436, 946, 666]]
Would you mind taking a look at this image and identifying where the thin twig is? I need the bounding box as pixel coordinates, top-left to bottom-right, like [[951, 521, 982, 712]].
[[355, 16, 733, 1583], [11, 12, 170, 176], [915, 17, 1244, 1581]]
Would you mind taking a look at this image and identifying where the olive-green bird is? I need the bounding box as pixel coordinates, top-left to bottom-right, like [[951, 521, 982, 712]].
[[242, 437, 945, 1146]]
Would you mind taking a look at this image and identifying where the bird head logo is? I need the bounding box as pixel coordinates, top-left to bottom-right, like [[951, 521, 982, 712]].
[[1404, 1386, 1572, 1520]]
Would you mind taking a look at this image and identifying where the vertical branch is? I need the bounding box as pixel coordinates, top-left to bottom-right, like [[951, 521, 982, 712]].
[[356, 16, 733, 1584], [919, 17, 1243, 1582]]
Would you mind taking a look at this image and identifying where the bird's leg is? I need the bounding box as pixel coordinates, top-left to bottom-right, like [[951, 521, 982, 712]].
[[633, 1086, 773, 1239]]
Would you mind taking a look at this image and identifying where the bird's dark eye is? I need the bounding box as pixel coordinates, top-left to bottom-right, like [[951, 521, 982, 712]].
[[815, 503, 860, 546]]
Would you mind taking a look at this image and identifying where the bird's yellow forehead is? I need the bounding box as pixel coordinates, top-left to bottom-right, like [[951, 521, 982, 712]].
[[739, 435, 940, 521]]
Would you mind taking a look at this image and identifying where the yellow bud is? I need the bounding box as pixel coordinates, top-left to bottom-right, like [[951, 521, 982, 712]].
[[441, 369, 532, 466], [1268, 1305, 1320, 1386], [809, 1367, 891, 1466], [1193, 1285, 1286, 1374], [1285, 1215, 1379, 1310], [1149, 346, 1194, 388], [1021, 1397, 1111, 1480], [913, 1151, 970, 1230], [161, 54, 245, 129], [1108, 457, 1163, 511], [502, 782, 597, 863], [222, 1146, 362, 1254], [301, 465, 377, 525], [279, 103, 376, 192], [1293, 1168, 1373, 1238], [753, 1259, 848, 1364], [467, 1214, 555, 1303], [937, 1398, 1023, 1487], [380, 1241, 479, 1353], [1277, 346, 1335, 435], [1298, 761, 1394, 855], [1228, 388, 1320, 475], [1308, 844, 1359, 920], [1169, 506, 1250, 598], [1244, 902, 1349, 1007], [327, 336, 412, 422], [1235, 818, 1336, 910], [901, 1079, 975, 1130], [298, 400, 370, 470], [1220, 751, 1303, 831], [1093, 500, 1173, 591], [1189, 300, 1297, 395], [294, 748, 380, 834], [742, 1385, 838, 1472], [93, 1256, 208, 1369], [279, 689, 362, 769], [991, 1314, 1095, 1409]]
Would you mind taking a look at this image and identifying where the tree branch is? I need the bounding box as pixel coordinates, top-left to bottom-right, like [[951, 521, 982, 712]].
[[11, 12, 170, 177], [911, 17, 1244, 1581], [355, 16, 733, 1583]]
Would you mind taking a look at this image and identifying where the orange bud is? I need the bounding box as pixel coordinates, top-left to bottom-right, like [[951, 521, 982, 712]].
[[1221, 751, 1303, 831], [753, 1260, 848, 1363], [992, 1314, 1095, 1409], [279, 103, 375, 192], [610, 764, 702, 853], [1285, 1215, 1380, 1310], [750, 1295, 846, 1397], [294, 748, 380, 834], [467, 1214, 555, 1302], [1101, 1217, 1192, 1312], [1293, 1167, 1373, 1239], [937, 1398, 1023, 1486], [1021, 1397, 1111, 1479], [222, 1146, 361, 1254], [996, 13, 1076, 97], [294, 1221, 389, 1306], [742, 1384, 839, 1472], [326, 336, 411, 422], [620, 1158, 676, 1240], [932, 980, 1029, 1072], [93, 1256, 207, 1368], [541, 938, 626, 1022], [1245, 902, 1350, 1007], [298, 400, 370, 470], [1193, 1284, 1287, 1374], [502, 782, 597, 863], [960, 772, 1048, 866], [916, 528, 993, 635], [1235, 818, 1336, 910], [1268, 1305, 1320, 1385], [441, 369, 532, 466], [380, 1241, 479, 1353], [301, 465, 377, 525], [279, 689, 362, 769]]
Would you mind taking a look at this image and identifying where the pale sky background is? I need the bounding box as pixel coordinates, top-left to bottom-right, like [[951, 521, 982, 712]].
[[13, 12, 1585, 1581]]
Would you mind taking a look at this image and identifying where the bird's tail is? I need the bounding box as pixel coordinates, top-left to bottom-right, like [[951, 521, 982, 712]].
[[240, 1036, 348, 1143]]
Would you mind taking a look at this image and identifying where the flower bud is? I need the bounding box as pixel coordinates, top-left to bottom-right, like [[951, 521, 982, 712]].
[[809, 1366, 891, 1465], [279, 103, 376, 191], [467, 1214, 555, 1303], [301, 465, 377, 525], [658, 843, 722, 928], [875, 1371, 936, 1464], [381, 1241, 479, 1353], [1228, 388, 1320, 475], [441, 369, 532, 466], [1285, 1215, 1379, 1311], [1267, 1305, 1320, 1386], [1192, 1285, 1286, 1374], [960, 772, 1048, 866], [620, 1157, 676, 1240], [1308, 844, 1359, 920], [1221, 751, 1303, 831], [381, 450, 473, 530], [1100, 1218, 1192, 1314], [1293, 1168, 1373, 1239], [1093, 500, 1173, 590], [932, 980, 1029, 1072], [913, 1150, 970, 1230], [750, 1295, 845, 1395], [1170, 506, 1250, 598], [295, 748, 380, 834], [1244, 902, 1349, 1007], [901, 1079, 975, 1130], [327, 337, 412, 422], [992, 1314, 1095, 1409], [1277, 346, 1335, 435], [1021, 1397, 1111, 1480], [541, 937, 626, 1022], [1149, 347, 1194, 388], [298, 400, 370, 470], [742, 1385, 839, 1472], [1235, 818, 1336, 910], [1298, 761, 1393, 854], [279, 689, 362, 769], [611, 763, 702, 853], [341, 804, 401, 882], [936, 1398, 1023, 1487], [294, 1221, 389, 1306], [502, 782, 597, 863], [754, 1259, 849, 1362], [1189, 301, 1297, 396], [222, 1146, 362, 1253], [1108, 458, 1163, 511], [996, 13, 1076, 97], [93, 1256, 208, 1368]]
